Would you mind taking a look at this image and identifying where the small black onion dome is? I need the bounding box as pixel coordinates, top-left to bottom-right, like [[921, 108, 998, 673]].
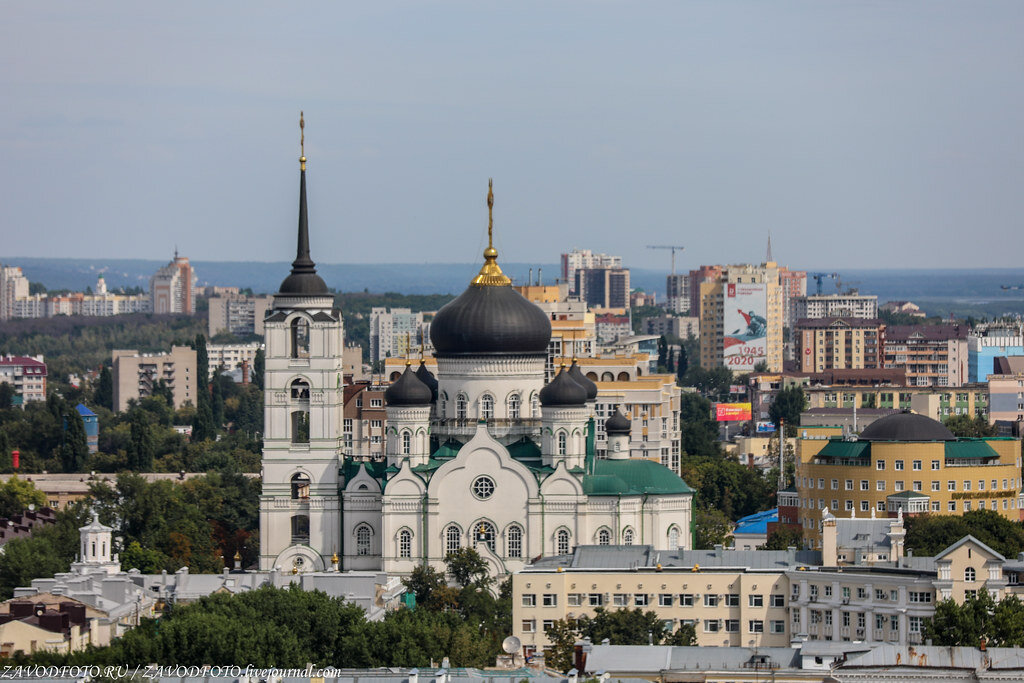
[[540, 367, 587, 407], [430, 286, 551, 356], [384, 365, 433, 406], [859, 410, 956, 441], [567, 360, 598, 401], [415, 361, 439, 402], [279, 270, 328, 295], [605, 408, 631, 435]]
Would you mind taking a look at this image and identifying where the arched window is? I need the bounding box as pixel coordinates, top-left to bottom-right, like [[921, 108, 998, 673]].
[[290, 318, 310, 359], [290, 472, 310, 499], [355, 524, 372, 556], [508, 393, 521, 419], [597, 529, 611, 546], [586, 372, 598, 381], [398, 529, 412, 559], [558, 431, 567, 456], [291, 410, 310, 444], [389, 371, 401, 382], [668, 527, 680, 550], [291, 515, 310, 544], [456, 394, 468, 420], [402, 431, 412, 455], [623, 528, 635, 545], [617, 371, 630, 381], [556, 529, 571, 555], [965, 567, 976, 582], [531, 393, 539, 417], [445, 525, 462, 555], [507, 524, 523, 558], [481, 394, 495, 420], [473, 521, 496, 552], [290, 378, 310, 399], [601, 372, 614, 382]]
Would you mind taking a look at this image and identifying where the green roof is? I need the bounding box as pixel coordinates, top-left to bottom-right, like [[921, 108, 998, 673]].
[[945, 440, 1000, 459], [818, 439, 870, 459], [507, 437, 542, 462], [341, 459, 388, 481], [582, 459, 694, 496], [432, 439, 463, 460]]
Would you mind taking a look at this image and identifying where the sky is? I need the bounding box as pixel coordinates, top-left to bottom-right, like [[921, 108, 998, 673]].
[[2, 1, 1023, 271]]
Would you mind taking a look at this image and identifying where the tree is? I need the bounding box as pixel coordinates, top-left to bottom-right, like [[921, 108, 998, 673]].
[[657, 336, 668, 372], [253, 349, 265, 391], [543, 618, 579, 672], [768, 385, 805, 430], [402, 563, 447, 609], [679, 393, 720, 457], [944, 414, 998, 438], [127, 410, 155, 470], [60, 409, 89, 473], [94, 366, 113, 410], [762, 526, 803, 550], [211, 368, 225, 429], [445, 547, 491, 590], [0, 476, 47, 518], [191, 334, 215, 441], [676, 343, 689, 381], [905, 510, 1024, 558], [664, 622, 697, 646], [0, 383, 15, 410], [694, 508, 733, 549]]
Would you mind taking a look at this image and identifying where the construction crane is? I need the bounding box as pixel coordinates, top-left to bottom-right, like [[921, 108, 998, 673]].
[[647, 245, 686, 274], [808, 272, 838, 296]]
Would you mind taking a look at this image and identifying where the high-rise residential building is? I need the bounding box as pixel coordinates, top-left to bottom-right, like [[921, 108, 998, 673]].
[[575, 267, 630, 310], [777, 267, 807, 326], [687, 265, 722, 320], [698, 263, 784, 373], [150, 253, 197, 314], [643, 314, 699, 340], [665, 273, 690, 314], [0, 265, 30, 321], [968, 324, 1024, 382], [208, 294, 273, 337], [883, 324, 968, 387], [986, 356, 1024, 432], [560, 249, 621, 294], [0, 355, 47, 404], [111, 346, 197, 412], [368, 308, 428, 364], [791, 292, 879, 324], [794, 317, 885, 373], [206, 342, 263, 379]]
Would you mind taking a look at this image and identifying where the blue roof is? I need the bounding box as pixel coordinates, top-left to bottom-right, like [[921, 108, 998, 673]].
[[75, 403, 97, 417], [733, 508, 778, 536]]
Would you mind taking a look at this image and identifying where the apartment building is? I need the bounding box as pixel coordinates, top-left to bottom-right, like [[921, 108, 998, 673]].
[[778, 267, 808, 327], [208, 294, 273, 337], [591, 374, 681, 470], [666, 273, 690, 314], [111, 346, 197, 412], [341, 379, 389, 460], [699, 263, 784, 373], [795, 318, 885, 373], [687, 265, 722, 321], [987, 357, 1024, 432], [576, 268, 631, 311], [0, 265, 30, 321], [206, 342, 263, 378], [561, 249, 622, 295], [644, 314, 699, 340], [883, 324, 968, 387], [369, 308, 429, 364], [150, 253, 197, 314], [969, 325, 1024, 382], [791, 293, 879, 324], [0, 355, 47, 405]]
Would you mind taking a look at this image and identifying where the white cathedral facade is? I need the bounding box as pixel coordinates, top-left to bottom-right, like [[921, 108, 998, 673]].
[[259, 141, 694, 577]]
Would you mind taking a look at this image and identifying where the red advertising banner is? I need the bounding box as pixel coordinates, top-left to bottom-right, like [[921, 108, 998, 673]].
[[715, 402, 752, 422]]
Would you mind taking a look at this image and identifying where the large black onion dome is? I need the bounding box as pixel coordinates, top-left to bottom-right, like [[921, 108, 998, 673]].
[[430, 286, 551, 356], [540, 367, 587, 407], [605, 408, 631, 435], [385, 366, 433, 406], [568, 360, 598, 401], [415, 360, 439, 402], [859, 411, 956, 442]]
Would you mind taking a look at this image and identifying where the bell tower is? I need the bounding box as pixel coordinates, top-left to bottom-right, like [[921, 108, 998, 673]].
[[259, 113, 344, 572]]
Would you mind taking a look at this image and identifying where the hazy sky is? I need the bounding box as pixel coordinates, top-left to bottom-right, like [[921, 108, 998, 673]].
[[2, 2, 1023, 271]]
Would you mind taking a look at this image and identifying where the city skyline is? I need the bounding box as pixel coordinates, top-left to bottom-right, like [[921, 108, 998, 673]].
[[3, 2, 1024, 269]]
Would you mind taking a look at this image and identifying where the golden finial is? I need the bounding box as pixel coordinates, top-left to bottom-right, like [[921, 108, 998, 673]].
[[472, 178, 511, 287], [299, 111, 306, 171], [331, 551, 339, 564]]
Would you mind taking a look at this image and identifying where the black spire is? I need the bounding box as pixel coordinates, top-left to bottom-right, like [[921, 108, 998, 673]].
[[279, 112, 328, 296]]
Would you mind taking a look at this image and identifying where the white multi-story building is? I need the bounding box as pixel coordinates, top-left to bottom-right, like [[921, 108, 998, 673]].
[[150, 253, 197, 314], [0, 265, 30, 321], [791, 293, 879, 324], [208, 294, 273, 337], [369, 308, 428, 364], [260, 161, 693, 577], [207, 342, 264, 379], [0, 355, 47, 404], [666, 273, 690, 314], [561, 249, 622, 295]]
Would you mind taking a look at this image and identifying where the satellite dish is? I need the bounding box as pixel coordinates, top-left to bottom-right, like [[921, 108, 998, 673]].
[[502, 636, 522, 654]]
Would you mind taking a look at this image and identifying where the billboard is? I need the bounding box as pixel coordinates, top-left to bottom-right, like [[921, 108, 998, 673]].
[[756, 421, 776, 433], [724, 282, 768, 371], [715, 402, 752, 421]]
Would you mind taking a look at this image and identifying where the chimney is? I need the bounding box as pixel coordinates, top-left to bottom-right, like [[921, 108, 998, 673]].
[[821, 509, 838, 567]]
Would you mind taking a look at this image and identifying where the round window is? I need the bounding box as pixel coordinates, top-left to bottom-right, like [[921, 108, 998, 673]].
[[472, 476, 495, 500]]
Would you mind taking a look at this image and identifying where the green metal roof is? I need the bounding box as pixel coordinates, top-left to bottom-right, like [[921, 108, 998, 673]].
[[507, 437, 542, 462], [432, 439, 463, 460], [817, 439, 870, 459], [945, 440, 1000, 459], [582, 459, 694, 496]]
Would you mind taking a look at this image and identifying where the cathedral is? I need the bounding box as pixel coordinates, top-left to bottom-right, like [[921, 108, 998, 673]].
[[259, 121, 694, 576]]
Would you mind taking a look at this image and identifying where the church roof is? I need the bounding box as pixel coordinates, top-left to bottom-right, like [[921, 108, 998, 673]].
[[583, 459, 694, 496]]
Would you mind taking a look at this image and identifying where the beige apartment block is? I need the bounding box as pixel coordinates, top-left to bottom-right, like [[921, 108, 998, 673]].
[[804, 385, 989, 422], [208, 294, 273, 337], [699, 263, 784, 373], [112, 346, 197, 412], [795, 318, 884, 373]]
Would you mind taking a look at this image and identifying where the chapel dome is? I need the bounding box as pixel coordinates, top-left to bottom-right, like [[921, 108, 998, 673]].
[[605, 408, 632, 435], [539, 366, 587, 407], [384, 365, 433, 406], [415, 361, 439, 403], [430, 286, 551, 357], [567, 360, 598, 401], [858, 411, 956, 442]]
